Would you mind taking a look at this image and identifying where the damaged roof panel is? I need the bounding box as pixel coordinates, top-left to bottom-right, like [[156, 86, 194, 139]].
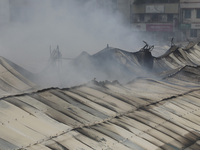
[[0, 78, 199, 149], [1, 42, 200, 149]]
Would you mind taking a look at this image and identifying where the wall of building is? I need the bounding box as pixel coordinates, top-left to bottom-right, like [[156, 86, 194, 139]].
[[132, 4, 179, 14], [165, 4, 179, 13], [180, 0, 200, 39], [131, 1, 180, 42], [0, 0, 10, 25], [182, 9, 200, 23], [180, 0, 200, 3], [180, 2, 200, 9], [117, 0, 132, 23]]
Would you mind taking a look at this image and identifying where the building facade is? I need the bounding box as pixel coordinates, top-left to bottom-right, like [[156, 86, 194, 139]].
[[131, 0, 180, 41], [180, 0, 200, 39], [131, 0, 200, 40], [117, 0, 134, 24]]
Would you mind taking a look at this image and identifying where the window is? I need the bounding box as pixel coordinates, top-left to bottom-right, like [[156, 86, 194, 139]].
[[190, 29, 197, 37], [197, 9, 200, 18], [151, 14, 159, 22], [132, 14, 139, 23], [132, 14, 145, 23], [167, 14, 173, 22], [184, 9, 191, 19], [147, 14, 163, 22], [139, 14, 144, 22]]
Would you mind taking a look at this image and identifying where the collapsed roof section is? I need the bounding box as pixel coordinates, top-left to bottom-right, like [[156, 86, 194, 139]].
[[42, 40, 200, 87], [154, 41, 200, 72]]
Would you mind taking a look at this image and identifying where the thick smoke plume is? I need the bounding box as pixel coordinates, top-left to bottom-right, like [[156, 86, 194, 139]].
[[0, 0, 140, 71], [0, 0, 164, 87]]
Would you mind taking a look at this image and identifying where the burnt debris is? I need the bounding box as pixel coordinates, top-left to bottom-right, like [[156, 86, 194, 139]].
[[134, 41, 154, 70]]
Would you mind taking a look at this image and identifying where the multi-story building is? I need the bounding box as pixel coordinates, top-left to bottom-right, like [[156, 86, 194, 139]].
[[131, 0, 180, 41], [180, 0, 200, 39]]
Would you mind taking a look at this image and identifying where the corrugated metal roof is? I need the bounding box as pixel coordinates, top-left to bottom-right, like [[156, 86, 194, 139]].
[[154, 43, 200, 72], [0, 57, 36, 97], [1, 42, 200, 149], [0, 78, 199, 150]]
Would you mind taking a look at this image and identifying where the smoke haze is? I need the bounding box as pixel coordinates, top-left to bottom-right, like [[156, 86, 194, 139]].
[[0, 0, 146, 73]]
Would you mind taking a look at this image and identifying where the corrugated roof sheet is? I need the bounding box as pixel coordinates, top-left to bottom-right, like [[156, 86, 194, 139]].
[[0, 57, 36, 96], [1, 42, 200, 149], [0, 78, 199, 150]]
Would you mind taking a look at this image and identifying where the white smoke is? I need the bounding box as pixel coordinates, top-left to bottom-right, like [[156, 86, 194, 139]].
[[0, 0, 145, 73]]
